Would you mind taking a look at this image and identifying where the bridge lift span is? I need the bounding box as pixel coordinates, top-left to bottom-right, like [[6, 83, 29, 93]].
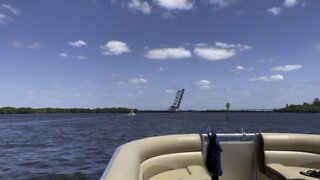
[[169, 89, 184, 112]]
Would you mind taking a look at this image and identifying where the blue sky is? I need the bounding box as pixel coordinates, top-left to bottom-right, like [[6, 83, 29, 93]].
[[0, 0, 320, 110]]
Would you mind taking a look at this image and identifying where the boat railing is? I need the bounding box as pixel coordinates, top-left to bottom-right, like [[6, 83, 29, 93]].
[[216, 133, 257, 138]]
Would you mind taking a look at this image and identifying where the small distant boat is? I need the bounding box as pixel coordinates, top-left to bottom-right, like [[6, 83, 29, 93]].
[[128, 109, 136, 116]]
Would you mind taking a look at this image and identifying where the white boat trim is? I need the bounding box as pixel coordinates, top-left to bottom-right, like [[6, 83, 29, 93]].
[[100, 146, 122, 180]]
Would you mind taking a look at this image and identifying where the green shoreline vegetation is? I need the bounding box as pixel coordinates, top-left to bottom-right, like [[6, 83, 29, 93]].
[[1, 98, 320, 114], [276, 98, 320, 113], [0, 107, 135, 114]]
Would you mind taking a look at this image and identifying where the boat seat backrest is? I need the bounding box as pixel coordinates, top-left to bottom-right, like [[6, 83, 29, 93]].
[[103, 134, 205, 180], [257, 133, 320, 173]]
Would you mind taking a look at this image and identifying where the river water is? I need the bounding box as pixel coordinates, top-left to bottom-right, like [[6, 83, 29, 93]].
[[1, 112, 319, 179]]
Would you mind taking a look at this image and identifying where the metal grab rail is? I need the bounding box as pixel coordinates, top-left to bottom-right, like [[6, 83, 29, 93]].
[[202, 133, 257, 139], [216, 133, 257, 138]]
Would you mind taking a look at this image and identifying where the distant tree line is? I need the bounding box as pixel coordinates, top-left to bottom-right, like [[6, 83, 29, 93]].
[[0, 107, 136, 114], [276, 98, 320, 112]]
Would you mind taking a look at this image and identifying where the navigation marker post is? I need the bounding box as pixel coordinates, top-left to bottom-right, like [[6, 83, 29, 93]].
[[226, 102, 230, 120]]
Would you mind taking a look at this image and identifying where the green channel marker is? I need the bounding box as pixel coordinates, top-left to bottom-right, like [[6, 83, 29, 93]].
[[226, 102, 231, 110]]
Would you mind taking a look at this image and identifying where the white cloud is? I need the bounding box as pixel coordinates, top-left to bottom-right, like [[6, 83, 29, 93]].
[[128, 0, 152, 14], [100, 40, 131, 55], [0, 13, 10, 24], [235, 10, 244, 16], [145, 47, 192, 59], [194, 42, 251, 61], [77, 55, 87, 59], [68, 40, 87, 47], [194, 79, 215, 90], [301, 2, 308, 7], [232, 65, 253, 74], [165, 89, 175, 93], [128, 77, 148, 84], [153, 0, 194, 10], [0, 4, 19, 25], [270, 64, 302, 72], [283, 0, 298, 7], [250, 74, 284, 82], [258, 59, 273, 63], [10, 41, 41, 50], [116, 81, 125, 85], [268, 0, 300, 16], [27, 43, 41, 49], [159, 67, 165, 71], [27, 91, 36, 95], [161, 11, 176, 19], [267, 6, 282, 15], [236, 65, 244, 70], [194, 46, 235, 61], [59, 53, 68, 58], [1, 4, 20, 15], [10, 41, 23, 48], [316, 43, 320, 50], [206, 0, 237, 8], [214, 42, 251, 51]]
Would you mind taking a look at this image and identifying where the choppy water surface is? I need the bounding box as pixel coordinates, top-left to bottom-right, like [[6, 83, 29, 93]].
[[1, 112, 320, 179]]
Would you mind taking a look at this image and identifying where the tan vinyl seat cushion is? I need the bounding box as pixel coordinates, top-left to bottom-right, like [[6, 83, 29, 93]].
[[266, 163, 320, 180], [103, 134, 204, 180], [149, 165, 211, 180]]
